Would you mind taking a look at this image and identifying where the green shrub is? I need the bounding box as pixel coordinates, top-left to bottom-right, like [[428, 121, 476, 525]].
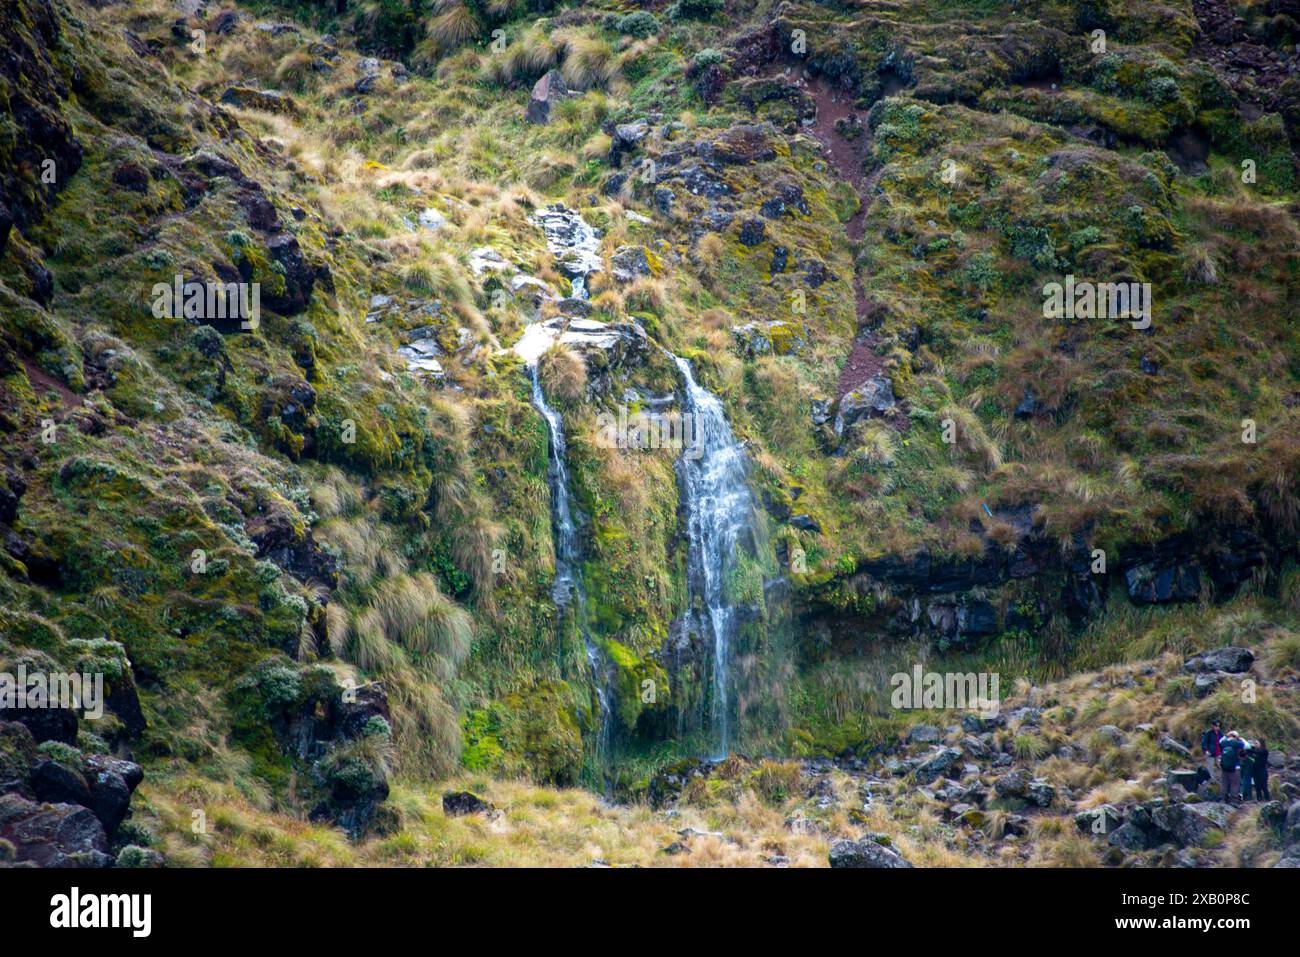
[[669, 0, 723, 21], [615, 11, 659, 38]]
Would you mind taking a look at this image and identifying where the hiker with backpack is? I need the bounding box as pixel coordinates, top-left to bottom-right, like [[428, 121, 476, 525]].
[[1219, 732, 1243, 805], [1201, 720, 1222, 775]]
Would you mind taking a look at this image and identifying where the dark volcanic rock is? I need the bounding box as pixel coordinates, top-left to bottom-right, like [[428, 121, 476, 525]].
[[913, 747, 961, 784], [1183, 646, 1254, 674], [84, 755, 143, 836], [0, 0, 84, 256], [0, 702, 78, 745], [738, 218, 766, 246], [259, 233, 316, 315], [1122, 538, 1201, 604], [30, 760, 91, 808], [609, 119, 650, 167], [442, 790, 494, 816], [0, 793, 110, 867], [829, 837, 912, 868], [834, 376, 896, 436]]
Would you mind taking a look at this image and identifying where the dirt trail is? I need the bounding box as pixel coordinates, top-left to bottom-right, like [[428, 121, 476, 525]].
[[21, 358, 81, 412], [791, 69, 887, 400]]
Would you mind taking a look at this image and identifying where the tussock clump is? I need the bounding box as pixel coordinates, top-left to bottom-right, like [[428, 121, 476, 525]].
[[538, 345, 588, 405]]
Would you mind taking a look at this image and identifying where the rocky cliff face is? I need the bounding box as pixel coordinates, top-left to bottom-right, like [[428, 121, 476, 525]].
[[1, 0, 1298, 865]]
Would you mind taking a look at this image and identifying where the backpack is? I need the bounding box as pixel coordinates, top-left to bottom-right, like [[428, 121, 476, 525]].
[[1220, 746, 1239, 771]]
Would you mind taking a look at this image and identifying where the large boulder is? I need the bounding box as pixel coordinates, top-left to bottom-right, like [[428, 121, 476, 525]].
[[1182, 646, 1255, 674], [993, 769, 1030, 799], [1108, 821, 1155, 851], [1076, 804, 1122, 834], [1166, 768, 1202, 793], [220, 86, 300, 116], [84, 755, 143, 837], [1284, 800, 1300, 845], [525, 70, 572, 125], [608, 119, 650, 167], [1026, 778, 1056, 808], [0, 702, 78, 745], [442, 790, 494, 817], [609, 245, 652, 282], [834, 376, 896, 436], [907, 724, 941, 745], [29, 760, 91, 808], [0, 793, 110, 867], [828, 837, 912, 868], [732, 320, 810, 358], [913, 747, 961, 784], [1150, 801, 1232, 847]]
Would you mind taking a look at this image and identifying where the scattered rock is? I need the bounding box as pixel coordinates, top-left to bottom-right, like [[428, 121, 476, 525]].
[[1076, 804, 1122, 834], [416, 208, 447, 231], [442, 790, 494, 817], [829, 836, 913, 868], [907, 724, 941, 745], [913, 747, 962, 784], [738, 218, 766, 246], [609, 244, 652, 282]]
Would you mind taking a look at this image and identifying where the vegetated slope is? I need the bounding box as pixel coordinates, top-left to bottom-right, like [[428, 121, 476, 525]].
[[92, 596, 1300, 869], [0, 0, 1298, 866]]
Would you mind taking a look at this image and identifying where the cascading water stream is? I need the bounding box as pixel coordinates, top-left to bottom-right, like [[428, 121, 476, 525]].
[[528, 363, 611, 761], [668, 354, 756, 759], [518, 205, 612, 764], [520, 204, 758, 761]]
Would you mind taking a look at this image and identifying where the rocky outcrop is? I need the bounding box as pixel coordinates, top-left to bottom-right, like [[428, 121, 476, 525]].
[[609, 244, 652, 282], [0, 0, 84, 258], [0, 720, 144, 865], [262, 233, 316, 315], [0, 793, 111, 867]]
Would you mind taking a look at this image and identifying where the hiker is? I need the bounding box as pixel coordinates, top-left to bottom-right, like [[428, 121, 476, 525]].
[[1253, 738, 1271, 801], [1201, 720, 1222, 775], [1239, 741, 1254, 801], [1219, 732, 1243, 805]]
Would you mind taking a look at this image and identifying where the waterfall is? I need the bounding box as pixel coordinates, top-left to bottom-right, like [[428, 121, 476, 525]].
[[519, 204, 612, 763], [670, 354, 756, 759], [528, 363, 611, 761], [520, 204, 759, 761]]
